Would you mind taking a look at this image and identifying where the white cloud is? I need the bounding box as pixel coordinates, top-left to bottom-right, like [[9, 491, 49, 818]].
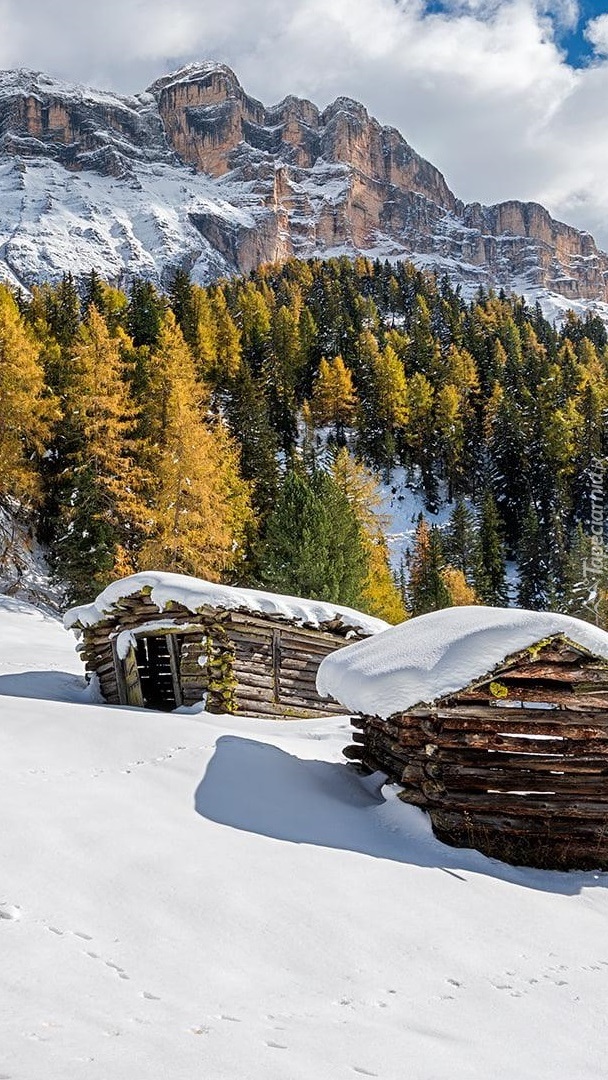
[[585, 13, 608, 56], [2, 0, 608, 248]]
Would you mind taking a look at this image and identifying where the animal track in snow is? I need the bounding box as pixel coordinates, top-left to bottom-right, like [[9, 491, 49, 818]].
[[0, 904, 21, 921], [352, 1068, 378, 1077]]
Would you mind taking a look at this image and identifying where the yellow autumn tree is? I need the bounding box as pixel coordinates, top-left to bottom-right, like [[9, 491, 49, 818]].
[[137, 311, 253, 579], [53, 306, 145, 600], [310, 355, 357, 436], [329, 447, 407, 623], [441, 566, 479, 606], [209, 288, 241, 381], [0, 285, 54, 502]]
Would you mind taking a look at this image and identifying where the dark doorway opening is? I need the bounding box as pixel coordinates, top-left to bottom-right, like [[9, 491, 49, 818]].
[[135, 634, 183, 711]]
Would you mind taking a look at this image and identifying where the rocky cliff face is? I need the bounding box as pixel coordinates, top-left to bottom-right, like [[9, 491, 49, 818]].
[[0, 62, 606, 315]]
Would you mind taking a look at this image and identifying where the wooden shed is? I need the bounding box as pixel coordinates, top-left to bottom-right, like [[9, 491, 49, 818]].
[[65, 572, 387, 719], [316, 606, 608, 870]]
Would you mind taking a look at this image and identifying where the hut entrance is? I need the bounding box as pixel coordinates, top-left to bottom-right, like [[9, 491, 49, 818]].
[[116, 628, 210, 711], [133, 633, 185, 711]]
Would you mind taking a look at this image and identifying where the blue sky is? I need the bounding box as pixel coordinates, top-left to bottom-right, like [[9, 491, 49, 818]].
[[424, 1, 608, 66], [559, 1, 608, 65]]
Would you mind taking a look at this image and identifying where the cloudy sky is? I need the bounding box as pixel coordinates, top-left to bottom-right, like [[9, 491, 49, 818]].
[[2, 0, 608, 246]]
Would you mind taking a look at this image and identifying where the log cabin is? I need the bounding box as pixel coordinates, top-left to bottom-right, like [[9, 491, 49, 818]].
[[65, 572, 388, 719], [316, 606, 608, 870]]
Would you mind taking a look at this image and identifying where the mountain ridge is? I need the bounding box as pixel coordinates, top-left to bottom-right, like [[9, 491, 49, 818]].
[[0, 61, 606, 319]]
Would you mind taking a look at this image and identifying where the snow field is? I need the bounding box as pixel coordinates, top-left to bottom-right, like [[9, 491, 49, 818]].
[[1, 595, 608, 1079]]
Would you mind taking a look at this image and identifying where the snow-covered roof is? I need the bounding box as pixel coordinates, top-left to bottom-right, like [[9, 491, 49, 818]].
[[64, 571, 389, 638], [316, 605, 608, 719]]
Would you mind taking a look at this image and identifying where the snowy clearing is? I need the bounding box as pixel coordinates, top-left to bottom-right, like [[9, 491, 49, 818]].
[[1, 594, 608, 1079]]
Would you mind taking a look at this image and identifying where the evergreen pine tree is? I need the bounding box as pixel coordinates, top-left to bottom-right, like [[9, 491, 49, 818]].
[[444, 498, 483, 585], [516, 503, 549, 610], [224, 360, 280, 520], [127, 280, 165, 347], [407, 516, 451, 615], [259, 466, 367, 606], [168, 269, 198, 349], [476, 491, 508, 605]]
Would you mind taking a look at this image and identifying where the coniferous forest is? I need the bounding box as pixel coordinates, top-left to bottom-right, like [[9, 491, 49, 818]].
[[2, 255, 608, 624]]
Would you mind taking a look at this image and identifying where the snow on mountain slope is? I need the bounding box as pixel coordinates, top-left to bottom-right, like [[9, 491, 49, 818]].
[[1, 62, 608, 320], [0, 155, 248, 287], [1, 595, 608, 1079]]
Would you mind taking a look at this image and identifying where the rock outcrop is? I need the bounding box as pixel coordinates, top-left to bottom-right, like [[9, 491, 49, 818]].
[[0, 62, 606, 313]]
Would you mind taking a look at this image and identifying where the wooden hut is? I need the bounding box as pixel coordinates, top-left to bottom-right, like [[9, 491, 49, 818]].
[[316, 606, 608, 870], [65, 572, 387, 719]]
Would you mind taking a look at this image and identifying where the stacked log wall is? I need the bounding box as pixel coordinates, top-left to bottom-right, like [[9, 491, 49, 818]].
[[75, 591, 351, 717], [346, 639, 608, 870]]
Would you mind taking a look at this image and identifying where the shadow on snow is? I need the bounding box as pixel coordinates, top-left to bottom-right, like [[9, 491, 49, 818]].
[[0, 670, 87, 702], [194, 734, 608, 897]]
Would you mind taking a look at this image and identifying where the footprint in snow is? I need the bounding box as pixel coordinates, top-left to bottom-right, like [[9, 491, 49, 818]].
[[0, 904, 21, 921], [352, 1068, 378, 1077], [266, 1041, 288, 1050]]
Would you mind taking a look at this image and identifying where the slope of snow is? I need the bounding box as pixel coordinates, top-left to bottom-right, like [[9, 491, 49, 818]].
[[0, 501, 61, 612], [317, 605, 608, 718], [64, 570, 389, 637], [0, 155, 250, 288], [2, 595, 608, 1080]]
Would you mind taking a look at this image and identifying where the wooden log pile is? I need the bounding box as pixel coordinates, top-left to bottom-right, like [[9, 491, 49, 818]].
[[346, 639, 608, 870]]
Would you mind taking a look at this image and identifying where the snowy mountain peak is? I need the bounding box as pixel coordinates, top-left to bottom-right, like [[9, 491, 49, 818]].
[[147, 61, 245, 98], [0, 61, 606, 320]]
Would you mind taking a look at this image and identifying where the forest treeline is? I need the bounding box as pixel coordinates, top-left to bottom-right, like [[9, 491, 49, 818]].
[[1, 255, 607, 623]]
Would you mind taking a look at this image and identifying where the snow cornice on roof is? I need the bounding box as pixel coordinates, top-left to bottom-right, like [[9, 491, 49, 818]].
[[316, 605, 608, 718], [64, 571, 389, 639]]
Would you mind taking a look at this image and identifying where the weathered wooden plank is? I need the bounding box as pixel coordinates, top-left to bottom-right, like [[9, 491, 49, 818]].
[[431, 807, 608, 838], [234, 671, 276, 690], [396, 729, 608, 754], [166, 635, 183, 708], [280, 656, 321, 674], [231, 658, 273, 674], [411, 786, 608, 818], [235, 687, 276, 705], [278, 672, 320, 692], [454, 685, 608, 709], [401, 706, 608, 735], [426, 765, 608, 794], [411, 747, 608, 771], [271, 628, 281, 704], [492, 665, 608, 687]]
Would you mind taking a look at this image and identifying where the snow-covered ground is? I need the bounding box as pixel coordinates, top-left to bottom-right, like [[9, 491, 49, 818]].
[[1, 593, 608, 1079]]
